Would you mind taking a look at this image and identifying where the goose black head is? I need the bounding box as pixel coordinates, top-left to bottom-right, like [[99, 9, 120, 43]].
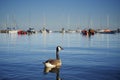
[[56, 46, 64, 52]]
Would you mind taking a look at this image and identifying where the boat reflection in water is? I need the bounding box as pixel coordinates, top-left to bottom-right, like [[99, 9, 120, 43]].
[[43, 67, 62, 80]]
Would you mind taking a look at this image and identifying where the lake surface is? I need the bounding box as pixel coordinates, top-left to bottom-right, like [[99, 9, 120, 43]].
[[0, 33, 120, 80]]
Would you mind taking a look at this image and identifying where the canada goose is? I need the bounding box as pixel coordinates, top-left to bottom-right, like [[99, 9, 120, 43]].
[[43, 46, 63, 68]]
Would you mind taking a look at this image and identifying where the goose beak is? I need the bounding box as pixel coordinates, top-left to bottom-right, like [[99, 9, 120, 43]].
[[61, 47, 64, 50]]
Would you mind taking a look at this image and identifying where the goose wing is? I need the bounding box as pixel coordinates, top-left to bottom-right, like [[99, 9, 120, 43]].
[[45, 59, 59, 65], [45, 59, 61, 67]]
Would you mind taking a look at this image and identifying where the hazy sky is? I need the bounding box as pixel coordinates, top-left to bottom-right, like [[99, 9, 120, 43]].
[[0, 0, 120, 30]]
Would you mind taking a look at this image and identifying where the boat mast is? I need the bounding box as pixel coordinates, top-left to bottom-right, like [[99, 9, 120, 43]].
[[29, 11, 31, 29], [107, 15, 109, 28], [43, 15, 46, 29], [12, 15, 17, 30], [6, 15, 9, 30], [42, 14, 47, 33], [67, 15, 70, 30]]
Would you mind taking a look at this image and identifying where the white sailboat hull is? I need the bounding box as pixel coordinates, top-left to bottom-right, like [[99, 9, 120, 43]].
[[9, 30, 18, 34]]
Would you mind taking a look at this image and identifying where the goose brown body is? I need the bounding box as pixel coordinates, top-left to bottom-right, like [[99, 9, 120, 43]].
[[44, 46, 63, 68]]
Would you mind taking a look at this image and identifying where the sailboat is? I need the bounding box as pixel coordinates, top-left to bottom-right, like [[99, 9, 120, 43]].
[[8, 15, 18, 34], [97, 16, 116, 34], [97, 29, 115, 34], [9, 29, 18, 34], [40, 16, 52, 34], [65, 16, 76, 33]]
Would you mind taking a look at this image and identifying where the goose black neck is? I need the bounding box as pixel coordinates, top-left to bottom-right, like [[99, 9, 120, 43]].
[[56, 50, 60, 60]]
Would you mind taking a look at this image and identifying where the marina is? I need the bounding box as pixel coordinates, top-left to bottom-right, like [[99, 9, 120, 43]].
[[0, 0, 120, 80], [0, 33, 120, 80]]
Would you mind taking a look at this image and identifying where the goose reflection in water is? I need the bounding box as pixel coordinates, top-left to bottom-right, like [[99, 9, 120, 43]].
[[43, 67, 62, 80]]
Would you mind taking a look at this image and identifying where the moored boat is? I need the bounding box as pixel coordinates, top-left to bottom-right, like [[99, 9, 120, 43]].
[[81, 29, 95, 36], [9, 30, 18, 34], [97, 29, 116, 34], [18, 30, 27, 35]]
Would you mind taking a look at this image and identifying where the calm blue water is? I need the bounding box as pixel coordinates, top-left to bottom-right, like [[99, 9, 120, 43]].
[[0, 33, 120, 80]]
